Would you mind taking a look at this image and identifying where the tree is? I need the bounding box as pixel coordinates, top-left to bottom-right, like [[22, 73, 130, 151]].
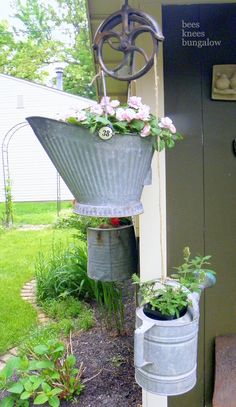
[[0, 0, 96, 98]]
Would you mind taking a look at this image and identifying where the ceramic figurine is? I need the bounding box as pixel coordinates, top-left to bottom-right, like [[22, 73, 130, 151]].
[[230, 72, 236, 89], [215, 73, 230, 90]]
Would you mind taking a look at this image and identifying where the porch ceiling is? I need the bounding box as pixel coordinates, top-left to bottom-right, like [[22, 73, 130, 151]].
[[86, 0, 129, 102]]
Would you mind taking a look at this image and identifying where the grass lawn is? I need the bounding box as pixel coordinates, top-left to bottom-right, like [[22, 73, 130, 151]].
[[0, 201, 73, 225], [0, 227, 76, 355]]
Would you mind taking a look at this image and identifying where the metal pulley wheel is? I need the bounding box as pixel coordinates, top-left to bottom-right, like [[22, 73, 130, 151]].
[[93, 1, 164, 81]]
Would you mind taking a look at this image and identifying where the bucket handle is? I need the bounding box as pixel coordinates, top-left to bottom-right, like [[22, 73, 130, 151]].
[[134, 319, 155, 368]]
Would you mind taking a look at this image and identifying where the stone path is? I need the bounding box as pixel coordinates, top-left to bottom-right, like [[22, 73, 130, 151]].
[[0, 279, 49, 370]]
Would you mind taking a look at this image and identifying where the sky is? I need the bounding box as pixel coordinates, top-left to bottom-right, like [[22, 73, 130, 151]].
[[0, 0, 14, 21]]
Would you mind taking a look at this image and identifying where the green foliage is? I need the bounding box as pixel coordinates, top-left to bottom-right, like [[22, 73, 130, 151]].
[[35, 239, 126, 334], [35, 241, 95, 301], [53, 215, 104, 240], [132, 274, 189, 318], [0, 0, 96, 97], [110, 354, 125, 368], [171, 247, 216, 292], [42, 297, 86, 319], [0, 21, 15, 73], [0, 340, 85, 407], [19, 300, 94, 356], [54, 214, 131, 240], [41, 297, 95, 330], [2, 178, 14, 228], [93, 281, 125, 335]]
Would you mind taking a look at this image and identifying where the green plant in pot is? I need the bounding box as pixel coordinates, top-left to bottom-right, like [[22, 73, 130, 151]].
[[171, 246, 216, 293], [132, 275, 190, 320], [132, 247, 216, 320]]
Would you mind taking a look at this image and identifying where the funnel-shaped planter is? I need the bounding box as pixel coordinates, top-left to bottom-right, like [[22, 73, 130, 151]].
[[134, 293, 199, 396], [26, 117, 154, 217], [87, 224, 137, 281]]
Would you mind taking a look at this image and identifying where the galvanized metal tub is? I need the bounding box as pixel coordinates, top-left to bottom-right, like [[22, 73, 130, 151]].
[[87, 224, 137, 281], [134, 293, 199, 396], [26, 117, 154, 217]]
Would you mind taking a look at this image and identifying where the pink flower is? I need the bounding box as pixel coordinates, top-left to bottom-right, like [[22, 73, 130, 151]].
[[116, 108, 136, 122], [100, 97, 119, 115], [100, 96, 111, 106], [136, 104, 150, 121], [128, 96, 143, 109], [140, 123, 151, 137], [90, 104, 103, 115], [104, 105, 115, 116], [169, 124, 176, 134], [110, 99, 120, 108], [116, 108, 126, 121], [75, 111, 87, 121], [159, 117, 176, 134]]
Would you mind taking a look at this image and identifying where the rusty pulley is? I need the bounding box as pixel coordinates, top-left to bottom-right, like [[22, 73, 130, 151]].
[[93, 0, 164, 81]]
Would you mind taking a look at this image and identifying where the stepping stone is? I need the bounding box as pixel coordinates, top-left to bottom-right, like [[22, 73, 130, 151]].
[[9, 347, 18, 356], [213, 335, 236, 407], [0, 353, 12, 363]]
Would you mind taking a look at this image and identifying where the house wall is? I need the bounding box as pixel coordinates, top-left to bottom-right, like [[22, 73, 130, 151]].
[[138, 2, 235, 407], [0, 75, 93, 202]]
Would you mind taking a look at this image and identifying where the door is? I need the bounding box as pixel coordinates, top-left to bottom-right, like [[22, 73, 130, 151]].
[[163, 3, 236, 406]]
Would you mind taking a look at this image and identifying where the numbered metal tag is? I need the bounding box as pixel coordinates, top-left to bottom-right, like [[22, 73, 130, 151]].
[[98, 126, 113, 140]]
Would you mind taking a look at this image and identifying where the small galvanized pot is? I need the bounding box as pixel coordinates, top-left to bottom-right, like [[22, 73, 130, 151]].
[[134, 291, 199, 396], [143, 302, 188, 321], [26, 117, 154, 217], [87, 224, 137, 281]]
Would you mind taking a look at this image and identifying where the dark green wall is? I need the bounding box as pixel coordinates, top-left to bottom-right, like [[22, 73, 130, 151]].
[[163, 3, 236, 406]]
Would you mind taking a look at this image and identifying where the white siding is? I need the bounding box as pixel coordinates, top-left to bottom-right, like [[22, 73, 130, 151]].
[[0, 74, 94, 202]]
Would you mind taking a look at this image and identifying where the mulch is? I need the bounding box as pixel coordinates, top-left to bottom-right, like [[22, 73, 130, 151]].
[[62, 294, 142, 407]]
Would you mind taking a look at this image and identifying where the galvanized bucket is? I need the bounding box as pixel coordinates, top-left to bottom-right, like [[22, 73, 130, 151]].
[[87, 224, 137, 281], [134, 292, 199, 396], [26, 117, 154, 217]]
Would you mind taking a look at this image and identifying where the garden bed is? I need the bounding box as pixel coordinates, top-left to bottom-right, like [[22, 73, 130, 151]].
[[63, 298, 142, 407]]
